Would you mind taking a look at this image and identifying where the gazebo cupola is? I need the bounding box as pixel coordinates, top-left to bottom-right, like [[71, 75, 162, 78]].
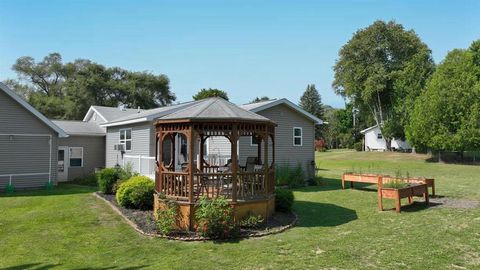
[[154, 97, 276, 230]]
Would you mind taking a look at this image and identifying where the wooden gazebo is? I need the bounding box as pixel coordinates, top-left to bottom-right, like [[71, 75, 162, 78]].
[[154, 97, 276, 230]]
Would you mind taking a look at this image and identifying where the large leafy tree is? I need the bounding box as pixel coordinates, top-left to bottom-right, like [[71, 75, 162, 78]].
[[192, 88, 229, 101], [407, 41, 480, 152], [250, 96, 270, 103], [299, 84, 325, 138], [6, 53, 175, 120], [332, 20, 434, 150]]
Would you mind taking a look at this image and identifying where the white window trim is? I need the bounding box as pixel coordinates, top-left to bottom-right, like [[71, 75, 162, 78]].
[[119, 128, 133, 152], [250, 134, 259, 146], [293, 127, 303, 146], [69, 147, 84, 168]]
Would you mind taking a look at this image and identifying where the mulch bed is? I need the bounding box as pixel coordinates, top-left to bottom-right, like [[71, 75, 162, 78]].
[[94, 192, 297, 241], [429, 197, 479, 209]]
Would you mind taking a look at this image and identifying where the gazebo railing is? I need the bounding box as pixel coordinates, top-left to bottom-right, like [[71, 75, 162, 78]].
[[157, 170, 272, 201]]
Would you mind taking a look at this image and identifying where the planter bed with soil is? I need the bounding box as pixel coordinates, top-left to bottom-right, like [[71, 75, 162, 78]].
[[94, 192, 297, 241], [378, 183, 429, 213]]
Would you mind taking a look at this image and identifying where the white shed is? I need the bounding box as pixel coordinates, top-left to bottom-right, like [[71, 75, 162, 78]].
[[360, 125, 411, 151]]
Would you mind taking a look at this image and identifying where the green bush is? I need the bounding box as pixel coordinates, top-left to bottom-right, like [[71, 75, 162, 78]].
[[239, 213, 264, 229], [354, 142, 363, 152], [97, 168, 119, 194], [194, 196, 238, 238], [275, 188, 294, 212], [275, 163, 305, 188], [155, 201, 178, 235], [116, 176, 155, 210]]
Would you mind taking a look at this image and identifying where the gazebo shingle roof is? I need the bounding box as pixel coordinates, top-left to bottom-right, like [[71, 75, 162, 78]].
[[157, 97, 274, 123]]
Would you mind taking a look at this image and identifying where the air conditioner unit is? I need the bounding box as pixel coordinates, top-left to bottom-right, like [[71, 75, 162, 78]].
[[114, 144, 125, 151]]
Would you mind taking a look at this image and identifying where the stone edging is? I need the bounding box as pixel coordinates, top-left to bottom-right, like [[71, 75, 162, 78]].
[[92, 192, 297, 241]]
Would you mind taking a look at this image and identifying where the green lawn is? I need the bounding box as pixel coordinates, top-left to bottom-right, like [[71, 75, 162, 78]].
[[1, 151, 480, 269]]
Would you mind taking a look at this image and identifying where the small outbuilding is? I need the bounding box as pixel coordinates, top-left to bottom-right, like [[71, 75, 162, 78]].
[[360, 125, 411, 151]]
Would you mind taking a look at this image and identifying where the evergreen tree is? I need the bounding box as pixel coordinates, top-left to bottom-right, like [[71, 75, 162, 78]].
[[299, 84, 325, 138]]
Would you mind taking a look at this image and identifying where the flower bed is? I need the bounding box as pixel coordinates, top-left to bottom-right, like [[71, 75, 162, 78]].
[[93, 192, 297, 241]]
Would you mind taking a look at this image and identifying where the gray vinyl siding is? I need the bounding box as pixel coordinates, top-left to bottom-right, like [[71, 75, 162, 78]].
[[58, 135, 105, 180], [239, 104, 316, 178], [0, 90, 58, 189], [207, 136, 231, 156], [105, 122, 154, 168]]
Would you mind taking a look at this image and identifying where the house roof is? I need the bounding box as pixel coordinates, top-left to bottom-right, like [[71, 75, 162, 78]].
[[157, 97, 274, 123], [83, 105, 141, 123], [100, 101, 199, 127], [52, 120, 106, 136], [240, 98, 323, 125], [0, 82, 68, 137], [360, 125, 379, 134]]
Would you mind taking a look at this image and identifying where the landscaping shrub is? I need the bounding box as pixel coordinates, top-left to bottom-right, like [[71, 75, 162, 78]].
[[116, 176, 155, 210], [239, 213, 264, 229], [113, 164, 139, 194], [194, 196, 238, 238], [354, 141, 363, 152], [97, 168, 118, 194], [155, 201, 178, 235], [275, 188, 294, 212], [275, 163, 305, 188]]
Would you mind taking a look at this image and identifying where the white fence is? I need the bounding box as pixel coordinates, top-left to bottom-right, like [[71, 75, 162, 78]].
[[123, 155, 156, 179], [205, 154, 231, 166]]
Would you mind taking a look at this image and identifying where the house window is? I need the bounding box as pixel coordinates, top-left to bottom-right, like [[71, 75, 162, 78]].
[[119, 128, 132, 151], [69, 147, 83, 167], [377, 133, 383, 139], [293, 127, 302, 146], [251, 134, 259, 146]]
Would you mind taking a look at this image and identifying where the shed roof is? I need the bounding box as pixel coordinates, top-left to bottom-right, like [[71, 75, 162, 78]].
[[360, 125, 379, 134], [52, 120, 106, 136], [157, 97, 274, 123]]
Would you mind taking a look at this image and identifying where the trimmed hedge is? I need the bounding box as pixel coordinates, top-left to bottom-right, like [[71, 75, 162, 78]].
[[275, 188, 294, 212], [97, 168, 118, 194], [116, 176, 155, 210]]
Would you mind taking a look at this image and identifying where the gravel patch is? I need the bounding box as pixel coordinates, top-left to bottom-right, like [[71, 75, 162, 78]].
[[430, 197, 479, 209]]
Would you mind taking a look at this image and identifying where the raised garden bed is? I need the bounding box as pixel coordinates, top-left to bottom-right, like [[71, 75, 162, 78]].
[[378, 183, 429, 213], [93, 192, 297, 241], [342, 173, 436, 196]]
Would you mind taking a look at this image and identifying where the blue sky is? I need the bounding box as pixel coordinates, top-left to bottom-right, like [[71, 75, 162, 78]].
[[0, 0, 479, 108]]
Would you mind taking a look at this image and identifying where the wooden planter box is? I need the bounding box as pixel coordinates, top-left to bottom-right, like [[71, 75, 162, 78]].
[[342, 173, 436, 196], [378, 183, 429, 213], [341, 173, 381, 189]]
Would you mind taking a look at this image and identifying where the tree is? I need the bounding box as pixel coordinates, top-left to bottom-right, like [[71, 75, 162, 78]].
[[332, 20, 434, 150], [6, 53, 175, 119], [192, 88, 229, 101], [407, 41, 480, 153], [299, 84, 325, 138], [250, 96, 270, 103]]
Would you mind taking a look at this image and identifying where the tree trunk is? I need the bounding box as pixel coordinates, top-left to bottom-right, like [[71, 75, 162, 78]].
[[385, 137, 392, 151]]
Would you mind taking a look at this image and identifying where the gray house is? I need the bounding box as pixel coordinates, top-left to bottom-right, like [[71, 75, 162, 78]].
[[0, 82, 67, 189], [1, 83, 322, 189], [85, 98, 322, 179], [52, 120, 106, 181]]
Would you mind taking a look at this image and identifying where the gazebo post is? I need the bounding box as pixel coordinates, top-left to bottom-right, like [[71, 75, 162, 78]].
[[199, 134, 205, 172], [188, 126, 195, 203], [263, 131, 269, 195], [157, 132, 163, 192], [257, 134, 262, 165], [231, 124, 238, 202]]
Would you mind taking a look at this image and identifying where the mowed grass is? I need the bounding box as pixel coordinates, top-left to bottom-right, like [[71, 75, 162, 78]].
[[0, 151, 479, 269]]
